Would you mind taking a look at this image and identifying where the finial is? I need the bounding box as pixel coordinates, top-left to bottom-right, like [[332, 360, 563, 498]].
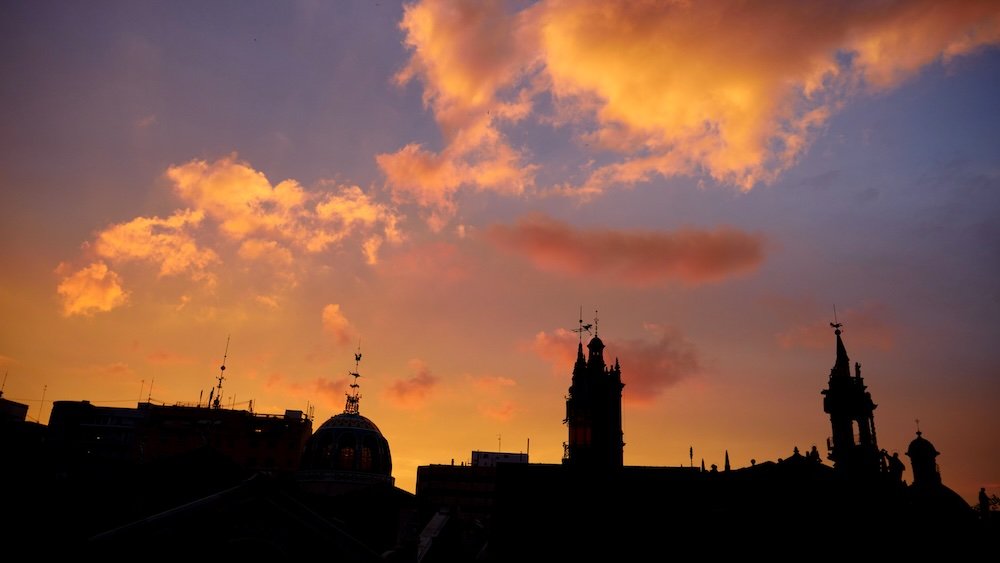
[[212, 336, 230, 409], [830, 305, 842, 335], [593, 309, 599, 337], [344, 341, 363, 415], [915, 418, 921, 437]]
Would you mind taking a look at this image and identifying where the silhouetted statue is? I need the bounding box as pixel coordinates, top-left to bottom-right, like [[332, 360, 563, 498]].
[[855, 362, 861, 378], [887, 452, 905, 483], [808, 445, 820, 462], [980, 487, 991, 518], [710, 464, 718, 473]]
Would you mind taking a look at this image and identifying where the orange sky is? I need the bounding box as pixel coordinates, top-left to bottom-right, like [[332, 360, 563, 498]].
[[1, 1, 999, 502]]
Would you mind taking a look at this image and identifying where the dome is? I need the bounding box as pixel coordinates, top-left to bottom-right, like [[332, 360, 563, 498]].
[[299, 412, 393, 486], [587, 335, 605, 351], [906, 431, 939, 460]]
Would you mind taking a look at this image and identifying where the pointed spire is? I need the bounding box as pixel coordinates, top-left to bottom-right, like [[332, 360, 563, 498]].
[[724, 450, 731, 472], [829, 321, 851, 378], [700, 458, 706, 472]]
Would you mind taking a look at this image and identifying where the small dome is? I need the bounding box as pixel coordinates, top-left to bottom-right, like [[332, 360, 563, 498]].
[[299, 412, 393, 486], [906, 431, 939, 460], [587, 335, 605, 351]]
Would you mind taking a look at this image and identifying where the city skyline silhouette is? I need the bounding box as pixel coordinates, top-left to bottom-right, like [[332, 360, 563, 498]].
[[1, 0, 998, 536]]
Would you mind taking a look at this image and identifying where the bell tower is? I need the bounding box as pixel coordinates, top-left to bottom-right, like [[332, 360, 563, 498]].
[[564, 310, 624, 469], [821, 322, 881, 476]]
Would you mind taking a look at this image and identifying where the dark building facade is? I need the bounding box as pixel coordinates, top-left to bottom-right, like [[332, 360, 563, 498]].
[[46, 400, 312, 474], [564, 333, 624, 469], [822, 322, 881, 476]]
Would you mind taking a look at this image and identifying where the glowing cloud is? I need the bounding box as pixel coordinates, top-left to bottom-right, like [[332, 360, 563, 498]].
[[389, 0, 1000, 202], [94, 209, 218, 282], [58, 155, 403, 314], [532, 323, 700, 404], [488, 214, 764, 285], [385, 359, 439, 408], [321, 304, 356, 347], [167, 156, 402, 255], [378, 0, 539, 227], [56, 261, 129, 316]]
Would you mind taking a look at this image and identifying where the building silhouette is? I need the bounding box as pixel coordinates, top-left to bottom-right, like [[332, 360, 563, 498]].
[[564, 325, 624, 469], [1, 317, 995, 558], [822, 322, 881, 476], [415, 318, 988, 559], [299, 350, 395, 494]]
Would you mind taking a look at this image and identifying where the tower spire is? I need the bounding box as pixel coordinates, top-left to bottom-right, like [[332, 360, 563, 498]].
[[344, 341, 363, 415], [829, 318, 850, 378]]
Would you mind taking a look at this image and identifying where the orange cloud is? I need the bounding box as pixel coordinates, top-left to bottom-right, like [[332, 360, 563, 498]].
[[378, 0, 539, 228], [58, 155, 403, 315], [532, 323, 700, 405], [487, 214, 764, 285], [391, 0, 1000, 199], [384, 359, 439, 408], [94, 208, 218, 283], [776, 302, 895, 352], [167, 156, 402, 256], [321, 304, 356, 347], [56, 261, 129, 316]]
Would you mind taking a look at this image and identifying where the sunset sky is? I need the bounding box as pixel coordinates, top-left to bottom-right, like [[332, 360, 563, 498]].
[[1, 1, 998, 502]]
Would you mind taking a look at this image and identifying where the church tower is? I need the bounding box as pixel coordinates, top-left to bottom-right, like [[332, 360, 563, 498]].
[[564, 312, 624, 469], [821, 322, 881, 476]]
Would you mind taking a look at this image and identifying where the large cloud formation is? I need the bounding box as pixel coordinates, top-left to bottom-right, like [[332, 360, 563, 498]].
[[57, 156, 402, 316], [487, 214, 763, 285], [383, 0, 1000, 213]]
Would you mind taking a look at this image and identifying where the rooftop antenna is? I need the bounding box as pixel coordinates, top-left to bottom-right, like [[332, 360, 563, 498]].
[[38, 384, 47, 423], [571, 306, 593, 341], [146, 377, 154, 403], [212, 335, 230, 409], [344, 341, 362, 415], [1, 370, 7, 398]]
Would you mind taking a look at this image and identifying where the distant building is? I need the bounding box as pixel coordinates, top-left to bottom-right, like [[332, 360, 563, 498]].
[[46, 400, 312, 473], [471, 450, 528, 467], [0, 394, 29, 422]]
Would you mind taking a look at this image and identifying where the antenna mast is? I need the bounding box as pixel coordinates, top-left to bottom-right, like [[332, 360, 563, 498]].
[[344, 341, 362, 415], [212, 335, 230, 409]]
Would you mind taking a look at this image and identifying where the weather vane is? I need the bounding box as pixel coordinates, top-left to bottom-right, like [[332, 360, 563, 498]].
[[571, 305, 593, 342]]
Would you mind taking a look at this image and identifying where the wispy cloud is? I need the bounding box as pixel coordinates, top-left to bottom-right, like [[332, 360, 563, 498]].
[[384, 359, 439, 408], [321, 304, 357, 347], [487, 214, 764, 285]]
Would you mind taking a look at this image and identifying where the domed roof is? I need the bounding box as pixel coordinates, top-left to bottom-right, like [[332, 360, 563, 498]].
[[299, 412, 393, 486], [587, 335, 605, 350], [317, 412, 384, 433], [906, 431, 939, 460]]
